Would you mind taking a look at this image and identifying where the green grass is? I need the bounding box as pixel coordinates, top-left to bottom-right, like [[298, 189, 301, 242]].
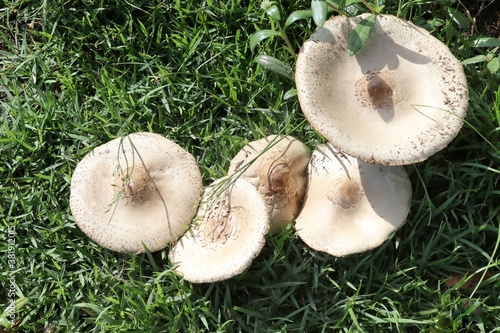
[[1, 0, 499, 332]]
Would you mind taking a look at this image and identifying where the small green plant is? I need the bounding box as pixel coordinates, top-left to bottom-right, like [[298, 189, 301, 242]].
[[462, 38, 500, 74], [249, 0, 384, 86]]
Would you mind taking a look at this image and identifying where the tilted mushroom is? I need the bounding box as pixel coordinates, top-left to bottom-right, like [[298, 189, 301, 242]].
[[169, 177, 269, 283], [69, 132, 203, 253], [295, 14, 468, 165], [295, 143, 412, 257], [227, 135, 310, 234]]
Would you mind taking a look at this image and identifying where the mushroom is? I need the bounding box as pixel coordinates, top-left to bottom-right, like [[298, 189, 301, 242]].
[[295, 143, 412, 257], [295, 14, 469, 165], [69, 132, 203, 253], [227, 135, 310, 234], [169, 177, 269, 283]]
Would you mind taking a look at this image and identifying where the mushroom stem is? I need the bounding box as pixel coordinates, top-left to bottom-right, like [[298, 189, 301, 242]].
[[355, 71, 397, 111], [327, 180, 364, 210], [115, 166, 151, 205]]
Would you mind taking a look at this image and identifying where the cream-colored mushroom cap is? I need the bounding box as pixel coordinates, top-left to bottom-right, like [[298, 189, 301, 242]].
[[295, 143, 411, 257], [227, 135, 309, 234], [69, 132, 203, 253], [296, 14, 468, 165], [169, 177, 270, 283]]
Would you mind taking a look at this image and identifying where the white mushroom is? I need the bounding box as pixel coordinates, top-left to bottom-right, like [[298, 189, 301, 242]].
[[295, 14, 469, 165], [295, 143, 412, 257], [69, 132, 203, 253], [169, 177, 270, 283], [227, 135, 310, 234]]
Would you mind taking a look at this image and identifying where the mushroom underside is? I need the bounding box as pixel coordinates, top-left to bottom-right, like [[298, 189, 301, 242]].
[[296, 14, 468, 165], [296, 143, 412, 257]]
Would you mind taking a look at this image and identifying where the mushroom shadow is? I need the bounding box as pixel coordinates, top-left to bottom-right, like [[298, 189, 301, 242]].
[[355, 17, 432, 71], [305, 16, 433, 124], [352, 17, 433, 123], [358, 161, 411, 227]]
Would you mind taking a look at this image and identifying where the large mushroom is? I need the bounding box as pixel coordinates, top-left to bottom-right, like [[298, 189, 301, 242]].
[[295, 143, 412, 257], [69, 132, 203, 253], [227, 135, 310, 234], [295, 14, 469, 165], [169, 177, 270, 283]]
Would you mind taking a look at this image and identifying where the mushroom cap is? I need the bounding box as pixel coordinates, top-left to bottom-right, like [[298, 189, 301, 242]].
[[69, 132, 203, 253], [227, 135, 310, 234], [295, 143, 412, 257], [169, 177, 270, 283], [296, 14, 469, 165]]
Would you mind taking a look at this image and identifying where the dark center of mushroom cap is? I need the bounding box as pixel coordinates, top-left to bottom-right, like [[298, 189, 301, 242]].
[[327, 179, 364, 209], [114, 166, 154, 205], [355, 71, 397, 110]]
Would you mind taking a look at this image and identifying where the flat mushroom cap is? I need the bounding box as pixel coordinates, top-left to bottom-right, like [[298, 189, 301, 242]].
[[227, 135, 310, 234], [169, 177, 270, 283], [69, 132, 203, 253], [296, 14, 469, 165], [295, 143, 411, 257]]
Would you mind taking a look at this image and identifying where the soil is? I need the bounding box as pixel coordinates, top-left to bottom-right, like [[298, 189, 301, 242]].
[[461, 0, 500, 37]]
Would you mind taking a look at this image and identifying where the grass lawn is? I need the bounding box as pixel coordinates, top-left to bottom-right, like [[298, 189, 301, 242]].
[[1, 0, 499, 332]]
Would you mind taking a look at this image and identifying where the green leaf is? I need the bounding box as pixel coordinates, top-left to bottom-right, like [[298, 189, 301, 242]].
[[311, 0, 328, 28], [0, 317, 11, 329], [447, 8, 470, 29], [347, 14, 377, 56], [249, 30, 281, 53], [462, 54, 486, 65], [265, 5, 281, 22], [487, 56, 500, 73], [0, 297, 28, 329], [74, 303, 121, 325], [284, 88, 298, 100], [471, 37, 500, 48], [255, 55, 294, 81], [494, 86, 500, 128], [284, 10, 312, 29], [371, 5, 385, 14]]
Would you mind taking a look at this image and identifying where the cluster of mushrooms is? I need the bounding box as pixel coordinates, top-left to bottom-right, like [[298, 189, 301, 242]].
[[69, 14, 468, 283]]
